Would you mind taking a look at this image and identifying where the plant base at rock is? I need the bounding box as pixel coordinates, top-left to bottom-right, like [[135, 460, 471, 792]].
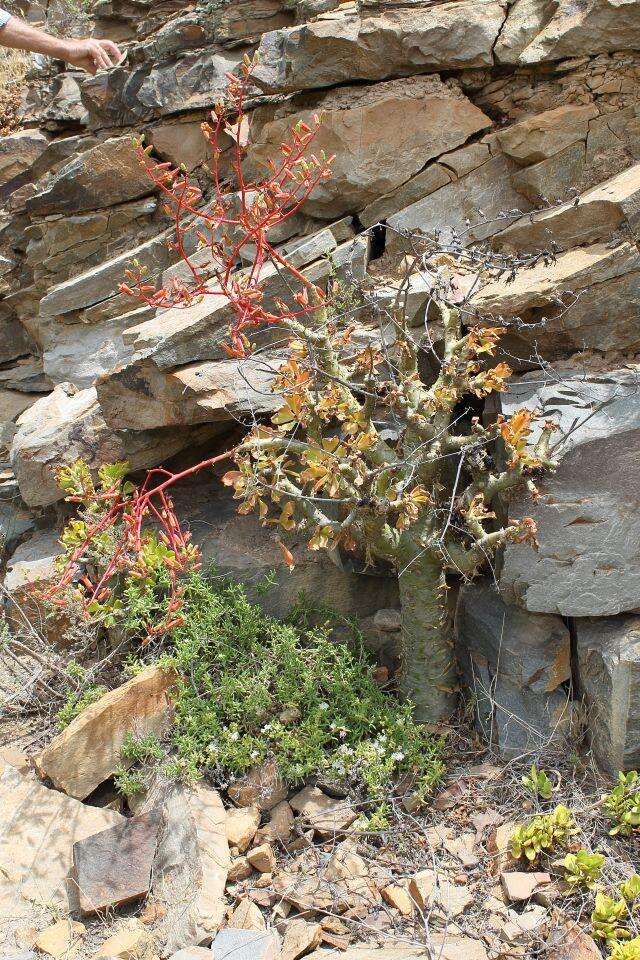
[[156, 573, 445, 822]]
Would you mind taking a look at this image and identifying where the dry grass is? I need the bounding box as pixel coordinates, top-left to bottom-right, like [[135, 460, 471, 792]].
[[0, 47, 31, 135]]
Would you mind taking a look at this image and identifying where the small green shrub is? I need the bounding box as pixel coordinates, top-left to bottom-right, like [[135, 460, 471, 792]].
[[113, 733, 163, 799], [161, 574, 445, 818], [602, 772, 640, 837], [56, 662, 107, 728], [611, 937, 640, 959], [510, 805, 578, 863], [562, 850, 605, 890], [114, 766, 147, 799], [591, 891, 631, 945], [522, 763, 552, 800]]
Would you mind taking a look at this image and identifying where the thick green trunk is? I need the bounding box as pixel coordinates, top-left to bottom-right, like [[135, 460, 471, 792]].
[[397, 557, 457, 722]]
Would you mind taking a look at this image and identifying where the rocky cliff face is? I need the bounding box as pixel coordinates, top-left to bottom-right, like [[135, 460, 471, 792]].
[[3, 0, 640, 764]]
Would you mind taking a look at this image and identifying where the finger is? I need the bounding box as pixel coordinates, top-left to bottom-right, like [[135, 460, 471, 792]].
[[100, 39, 123, 63], [91, 44, 112, 70]]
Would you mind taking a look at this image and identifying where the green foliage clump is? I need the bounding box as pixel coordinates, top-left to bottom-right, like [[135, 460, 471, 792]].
[[510, 805, 577, 863], [114, 732, 164, 799], [611, 938, 640, 960], [162, 574, 444, 817], [602, 772, 640, 837], [591, 891, 632, 945], [621, 875, 640, 903], [562, 850, 605, 890], [56, 662, 107, 728], [522, 763, 553, 800]]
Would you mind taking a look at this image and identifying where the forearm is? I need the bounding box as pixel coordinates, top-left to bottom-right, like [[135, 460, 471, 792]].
[[0, 15, 72, 61]]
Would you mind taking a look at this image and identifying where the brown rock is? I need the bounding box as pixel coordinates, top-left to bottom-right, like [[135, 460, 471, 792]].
[[34, 920, 85, 959], [93, 921, 149, 959], [546, 917, 602, 959], [73, 814, 158, 915], [381, 884, 415, 916], [496, 105, 598, 166], [228, 856, 254, 882], [289, 786, 357, 837], [281, 919, 322, 960], [247, 76, 490, 218], [500, 872, 552, 903], [226, 805, 261, 854], [228, 899, 267, 931], [257, 800, 294, 844], [247, 843, 276, 873], [229, 761, 288, 811], [26, 137, 153, 217], [36, 665, 176, 799], [0, 765, 123, 951]]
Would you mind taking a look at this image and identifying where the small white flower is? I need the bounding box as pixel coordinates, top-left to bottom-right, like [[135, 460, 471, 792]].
[[319, 702, 329, 711], [391, 751, 405, 762]]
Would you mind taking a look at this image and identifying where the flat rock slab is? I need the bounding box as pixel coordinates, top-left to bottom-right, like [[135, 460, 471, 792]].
[[73, 813, 158, 914], [0, 766, 122, 953], [212, 928, 280, 960], [289, 786, 357, 837], [501, 872, 552, 903], [36, 665, 176, 799]]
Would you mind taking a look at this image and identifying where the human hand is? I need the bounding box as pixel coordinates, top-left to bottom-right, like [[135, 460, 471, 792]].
[[61, 37, 123, 74]]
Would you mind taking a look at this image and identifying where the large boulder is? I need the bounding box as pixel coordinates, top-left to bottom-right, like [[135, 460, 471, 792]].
[[150, 782, 230, 951], [247, 76, 491, 219], [496, 367, 640, 617], [456, 580, 572, 756], [10, 383, 224, 507], [576, 615, 640, 774], [506, 0, 640, 64], [252, 2, 507, 94], [0, 765, 123, 952], [26, 137, 154, 217], [386, 153, 530, 247], [96, 354, 281, 430], [493, 161, 640, 252], [36, 665, 177, 799], [168, 471, 399, 623], [471, 241, 640, 358]]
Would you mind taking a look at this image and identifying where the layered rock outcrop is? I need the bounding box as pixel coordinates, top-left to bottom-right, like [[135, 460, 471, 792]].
[[3, 0, 640, 763]]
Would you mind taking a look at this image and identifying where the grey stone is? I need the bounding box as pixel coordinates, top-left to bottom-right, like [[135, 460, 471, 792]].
[[497, 367, 640, 616], [151, 782, 230, 952], [81, 47, 241, 128], [212, 928, 279, 960], [26, 137, 153, 217], [472, 241, 640, 358], [40, 306, 154, 388], [167, 471, 399, 623], [10, 383, 223, 507], [247, 76, 490, 219], [386, 154, 530, 249], [455, 580, 572, 756], [493, 161, 640, 253], [514, 0, 640, 64], [96, 354, 281, 431], [252, 2, 507, 94], [577, 616, 640, 774], [38, 230, 173, 320]]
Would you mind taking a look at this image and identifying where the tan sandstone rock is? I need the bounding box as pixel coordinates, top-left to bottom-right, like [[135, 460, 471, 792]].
[[0, 765, 123, 953], [36, 665, 176, 799]]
